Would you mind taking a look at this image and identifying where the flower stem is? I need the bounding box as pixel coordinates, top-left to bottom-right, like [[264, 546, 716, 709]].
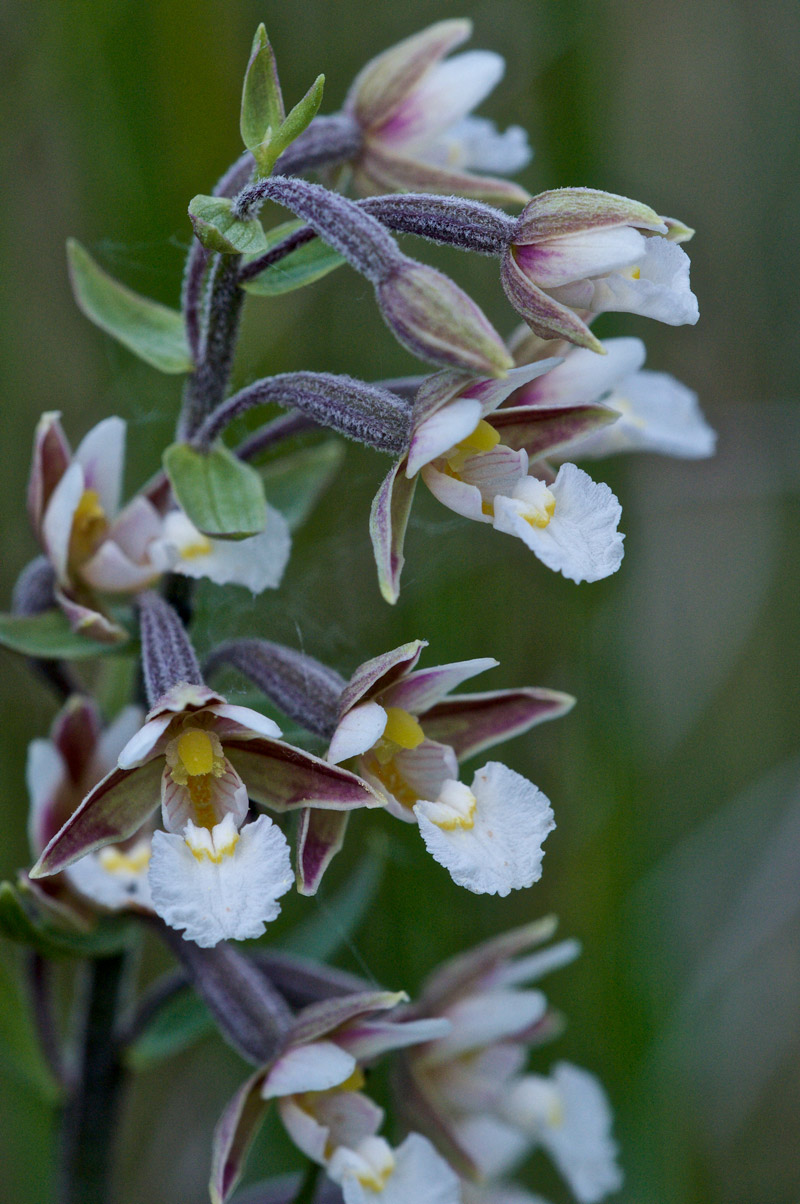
[[59, 953, 127, 1204], [178, 252, 245, 440]]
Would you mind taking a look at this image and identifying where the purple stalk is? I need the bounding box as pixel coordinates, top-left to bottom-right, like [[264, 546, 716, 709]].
[[137, 592, 203, 706]]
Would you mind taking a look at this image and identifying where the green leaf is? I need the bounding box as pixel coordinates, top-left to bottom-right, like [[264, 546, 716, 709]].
[[0, 944, 60, 1101], [259, 440, 345, 532], [280, 834, 387, 962], [242, 220, 345, 297], [0, 881, 133, 960], [67, 239, 193, 374], [0, 610, 127, 659], [240, 24, 284, 164], [125, 986, 213, 1070], [188, 196, 268, 256], [272, 74, 325, 162], [163, 442, 268, 540]]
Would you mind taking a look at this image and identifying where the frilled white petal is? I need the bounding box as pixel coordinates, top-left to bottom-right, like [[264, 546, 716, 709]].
[[262, 1041, 356, 1099], [66, 839, 153, 911], [503, 1064, 623, 1204], [117, 714, 174, 768], [415, 763, 555, 896], [387, 51, 505, 151], [206, 703, 282, 740], [493, 464, 624, 583], [26, 738, 67, 855], [407, 397, 482, 477], [148, 814, 293, 947], [517, 227, 646, 290], [150, 508, 291, 593], [568, 369, 716, 459], [73, 416, 125, 518], [328, 702, 388, 764], [444, 116, 532, 174], [331, 1133, 461, 1204], [424, 988, 547, 1064], [521, 338, 646, 408], [160, 757, 249, 834], [555, 235, 699, 325], [42, 462, 84, 582]]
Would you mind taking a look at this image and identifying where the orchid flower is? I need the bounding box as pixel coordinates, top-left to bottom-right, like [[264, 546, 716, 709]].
[[27, 412, 290, 640], [502, 189, 698, 352], [371, 363, 625, 602], [509, 334, 716, 460], [32, 682, 380, 946], [344, 19, 531, 204], [211, 990, 457, 1204]]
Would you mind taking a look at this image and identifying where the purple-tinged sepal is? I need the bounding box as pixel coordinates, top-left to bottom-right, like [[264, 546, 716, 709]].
[[369, 458, 418, 605], [296, 808, 350, 895]]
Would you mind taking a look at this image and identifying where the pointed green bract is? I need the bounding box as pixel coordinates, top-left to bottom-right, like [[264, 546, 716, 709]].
[[273, 73, 325, 159], [67, 239, 193, 374], [163, 442, 268, 539], [242, 219, 345, 296], [0, 881, 133, 960], [240, 24, 284, 169], [0, 609, 127, 658], [258, 439, 345, 531], [188, 196, 269, 255]]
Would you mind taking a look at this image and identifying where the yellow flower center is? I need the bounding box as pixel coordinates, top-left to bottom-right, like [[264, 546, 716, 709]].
[[522, 494, 556, 529], [445, 418, 500, 474], [427, 781, 477, 830], [184, 818, 240, 864], [98, 840, 151, 875], [365, 707, 427, 810], [166, 727, 226, 828], [68, 488, 108, 568], [179, 535, 213, 559]]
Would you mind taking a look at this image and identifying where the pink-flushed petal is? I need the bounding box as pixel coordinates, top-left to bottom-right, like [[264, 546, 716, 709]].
[[462, 359, 564, 418], [52, 694, 103, 783], [363, 739, 458, 820], [207, 704, 282, 741], [426, 987, 548, 1063], [117, 714, 173, 769], [407, 397, 482, 477], [224, 739, 381, 812], [80, 539, 161, 593], [328, 702, 388, 765], [381, 658, 498, 715], [30, 758, 163, 877], [412, 370, 474, 428], [279, 1092, 383, 1167], [418, 916, 560, 1010], [340, 1017, 451, 1062], [160, 759, 249, 835], [43, 462, 84, 582], [421, 462, 489, 524], [210, 1069, 269, 1204], [26, 739, 67, 856], [28, 412, 71, 536], [146, 683, 224, 722], [421, 688, 575, 761], [346, 19, 472, 130], [514, 227, 646, 289], [73, 416, 125, 518], [392, 1056, 481, 1180], [339, 641, 426, 718], [370, 458, 419, 605], [291, 991, 408, 1047], [497, 937, 581, 987], [55, 587, 128, 643], [501, 248, 602, 353], [490, 404, 619, 459], [278, 1096, 330, 1166], [513, 337, 646, 408], [94, 705, 146, 774], [262, 1042, 357, 1100], [296, 808, 350, 896], [353, 145, 531, 205], [107, 495, 165, 561], [379, 50, 505, 150], [458, 444, 529, 507]]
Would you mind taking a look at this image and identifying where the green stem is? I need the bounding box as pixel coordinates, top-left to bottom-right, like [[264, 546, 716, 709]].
[[59, 953, 127, 1204]]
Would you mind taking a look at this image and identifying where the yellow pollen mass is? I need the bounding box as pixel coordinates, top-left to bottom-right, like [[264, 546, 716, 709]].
[[523, 495, 556, 529], [382, 706, 425, 751], [99, 844, 151, 874], [188, 830, 239, 864], [68, 488, 108, 566], [177, 729, 216, 776], [458, 419, 500, 454], [357, 1166, 392, 1191], [180, 535, 213, 560], [630, 266, 641, 279], [433, 793, 477, 831]]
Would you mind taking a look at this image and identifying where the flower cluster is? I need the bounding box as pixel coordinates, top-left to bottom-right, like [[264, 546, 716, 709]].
[[3, 16, 711, 1204]]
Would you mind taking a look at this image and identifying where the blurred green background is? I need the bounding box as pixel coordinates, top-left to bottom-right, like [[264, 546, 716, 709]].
[[2, 1, 800, 1202]]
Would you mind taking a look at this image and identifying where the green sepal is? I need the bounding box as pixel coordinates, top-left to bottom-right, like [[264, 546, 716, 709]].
[[0, 609, 129, 659], [240, 24, 284, 169], [258, 440, 345, 531], [163, 442, 268, 540], [0, 881, 133, 960], [67, 240, 193, 374], [125, 985, 212, 1070], [188, 196, 269, 256], [270, 73, 325, 165], [242, 220, 345, 296], [0, 944, 61, 1101]]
